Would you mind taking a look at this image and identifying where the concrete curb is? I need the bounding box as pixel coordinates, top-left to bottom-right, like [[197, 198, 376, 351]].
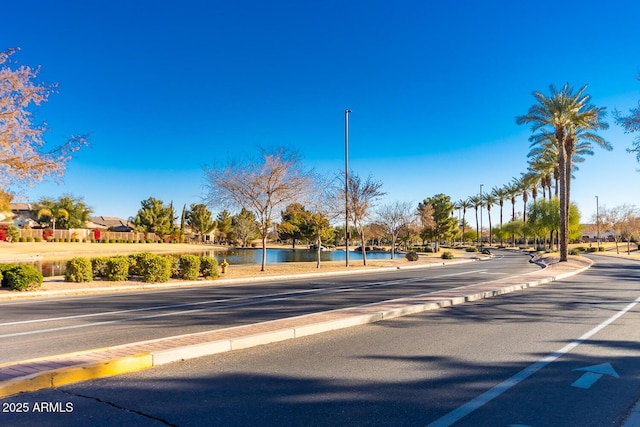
[[0, 257, 591, 398]]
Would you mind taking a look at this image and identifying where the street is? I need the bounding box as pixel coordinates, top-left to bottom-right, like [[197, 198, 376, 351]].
[[0, 252, 537, 363], [1, 254, 639, 426]]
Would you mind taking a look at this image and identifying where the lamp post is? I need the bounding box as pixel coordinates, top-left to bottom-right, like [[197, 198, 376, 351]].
[[345, 109, 352, 267], [595, 195, 600, 249], [479, 184, 484, 246]]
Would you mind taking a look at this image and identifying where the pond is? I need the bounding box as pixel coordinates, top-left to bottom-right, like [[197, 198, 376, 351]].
[[26, 248, 394, 277]]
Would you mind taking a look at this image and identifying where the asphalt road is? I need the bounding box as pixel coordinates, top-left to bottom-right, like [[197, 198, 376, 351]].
[[1, 255, 639, 426], [0, 251, 538, 363]]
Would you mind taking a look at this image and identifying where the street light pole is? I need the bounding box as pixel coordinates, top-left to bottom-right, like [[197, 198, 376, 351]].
[[345, 109, 352, 267], [595, 195, 600, 249], [479, 184, 484, 246]]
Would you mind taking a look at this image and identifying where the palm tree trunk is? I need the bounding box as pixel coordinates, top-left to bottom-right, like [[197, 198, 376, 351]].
[[474, 208, 479, 245], [558, 137, 568, 262], [487, 208, 493, 246]]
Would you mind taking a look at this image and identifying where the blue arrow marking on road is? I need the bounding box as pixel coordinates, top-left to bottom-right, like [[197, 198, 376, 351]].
[[572, 363, 619, 389]]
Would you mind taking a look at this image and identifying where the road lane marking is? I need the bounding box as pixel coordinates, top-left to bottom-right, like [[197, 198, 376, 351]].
[[427, 294, 640, 427], [571, 363, 619, 389]]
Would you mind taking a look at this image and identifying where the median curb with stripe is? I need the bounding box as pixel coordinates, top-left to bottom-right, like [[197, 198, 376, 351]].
[[0, 256, 591, 399]]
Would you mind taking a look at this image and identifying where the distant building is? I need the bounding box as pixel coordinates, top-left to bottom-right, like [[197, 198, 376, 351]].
[[9, 203, 40, 228], [87, 216, 135, 232], [580, 223, 614, 242]]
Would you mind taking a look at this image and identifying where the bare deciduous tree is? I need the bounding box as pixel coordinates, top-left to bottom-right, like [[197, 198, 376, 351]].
[[337, 173, 385, 266], [375, 201, 415, 259], [599, 205, 640, 255], [204, 147, 313, 271]]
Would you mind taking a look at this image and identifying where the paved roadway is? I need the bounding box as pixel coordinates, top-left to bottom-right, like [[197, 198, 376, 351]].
[[0, 251, 538, 363], [1, 254, 639, 426]]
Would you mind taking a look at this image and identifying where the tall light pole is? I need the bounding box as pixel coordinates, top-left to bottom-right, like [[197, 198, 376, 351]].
[[595, 195, 600, 249], [479, 184, 484, 246], [345, 109, 352, 267]]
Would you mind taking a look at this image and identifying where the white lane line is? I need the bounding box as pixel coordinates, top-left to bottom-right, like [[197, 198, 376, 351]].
[[427, 295, 640, 427], [0, 270, 487, 338]]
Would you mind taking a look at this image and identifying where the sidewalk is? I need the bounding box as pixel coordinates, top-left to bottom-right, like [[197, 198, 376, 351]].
[[0, 257, 591, 399]]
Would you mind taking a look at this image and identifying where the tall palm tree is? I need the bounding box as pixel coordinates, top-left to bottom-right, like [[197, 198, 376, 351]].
[[511, 177, 528, 223], [504, 182, 519, 222], [491, 186, 508, 245], [458, 199, 473, 245], [517, 83, 609, 261], [482, 192, 497, 246], [503, 182, 520, 246], [468, 195, 483, 245]]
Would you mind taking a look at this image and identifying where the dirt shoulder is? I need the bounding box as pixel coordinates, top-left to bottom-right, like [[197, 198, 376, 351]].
[[0, 241, 222, 262]]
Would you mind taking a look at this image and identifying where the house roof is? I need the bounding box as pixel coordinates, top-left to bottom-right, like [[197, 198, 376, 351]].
[[88, 216, 134, 230]]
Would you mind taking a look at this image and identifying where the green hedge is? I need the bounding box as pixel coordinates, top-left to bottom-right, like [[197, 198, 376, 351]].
[[104, 256, 130, 281], [140, 254, 172, 283], [405, 251, 419, 262], [178, 254, 201, 280], [65, 257, 93, 282], [200, 256, 219, 278], [91, 257, 109, 278], [3, 265, 43, 291], [441, 251, 454, 259]]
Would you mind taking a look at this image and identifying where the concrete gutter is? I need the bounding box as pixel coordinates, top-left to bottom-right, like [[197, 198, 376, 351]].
[[0, 256, 591, 398]]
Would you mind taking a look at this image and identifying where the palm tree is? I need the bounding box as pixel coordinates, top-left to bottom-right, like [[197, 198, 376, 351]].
[[503, 182, 520, 246], [458, 199, 473, 245], [37, 208, 69, 232], [491, 186, 508, 245], [517, 83, 609, 261], [482, 192, 497, 246], [468, 195, 483, 245]]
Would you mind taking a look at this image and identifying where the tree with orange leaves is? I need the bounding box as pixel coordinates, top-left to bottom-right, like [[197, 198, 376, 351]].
[[0, 48, 88, 191]]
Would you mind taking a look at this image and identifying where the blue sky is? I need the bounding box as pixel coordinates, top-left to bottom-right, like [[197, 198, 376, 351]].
[[3, 0, 639, 225]]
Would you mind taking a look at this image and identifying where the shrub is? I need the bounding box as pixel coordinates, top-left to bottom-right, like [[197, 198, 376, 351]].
[[104, 256, 130, 281], [465, 247, 478, 252], [200, 256, 219, 278], [4, 265, 43, 291], [441, 251, 454, 260], [424, 246, 434, 253], [598, 246, 605, 252], [178, 254, 201, 280], [0, 263, 18, 287], [404, 251, 419, 262], [64, 257, 93, 282], [165, 255, 180, 278], [127, 253, 150, 276], [588, 247, 597, 253], [91, 257, 109, 277], [34, 236, 42, 242], [481, 248, 491, 255], [7, 225, 19, 241], [569, 248, 582, 256], [140, 254, 172, 283]]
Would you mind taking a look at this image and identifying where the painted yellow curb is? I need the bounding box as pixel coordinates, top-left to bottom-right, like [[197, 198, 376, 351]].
[[0, 354, 153, 398]]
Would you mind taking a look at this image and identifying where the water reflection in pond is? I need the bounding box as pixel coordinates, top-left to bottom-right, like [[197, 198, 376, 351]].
[[28, 248, 393, 277]]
